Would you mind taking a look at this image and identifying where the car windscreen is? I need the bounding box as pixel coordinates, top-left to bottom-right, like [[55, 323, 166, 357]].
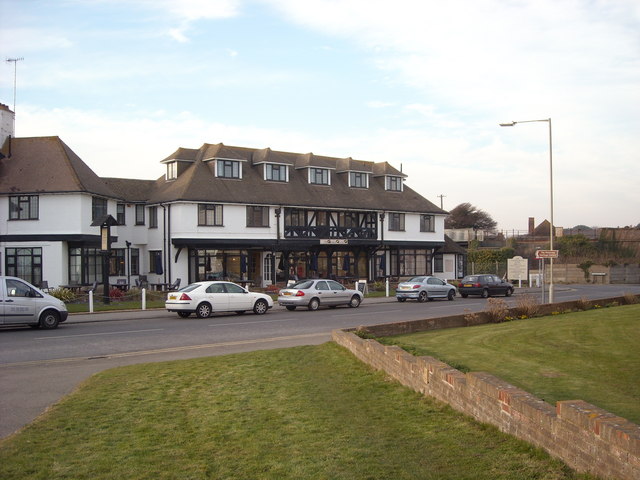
[[462, 276, 479, 282], [291, 280, 314, 289], [408, 277, 426, 283], [179, 284, 201, 292]]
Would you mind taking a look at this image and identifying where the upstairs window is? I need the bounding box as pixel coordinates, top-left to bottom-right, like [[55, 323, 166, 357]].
[[246, 206, 269, 227], [420, 214, 435, 232], [216, 159, 241, 179], [135, 204, 146, 225], [166, 162, 178, 180], [386, 176, 403, 192], [92, 197, 108, 223], [9, 195, 39, 220], [309, 168, 330, 185], [198, 204, 223, 226], [116, 203, 126, 225], [349, 172, 368, 188], [265, 164, 288, 182], [389, 212, 405, 231], [149, 206, 158, 228]]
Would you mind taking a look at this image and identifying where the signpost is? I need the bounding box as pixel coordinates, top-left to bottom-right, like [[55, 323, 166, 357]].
[[535, 250, 559, 259]]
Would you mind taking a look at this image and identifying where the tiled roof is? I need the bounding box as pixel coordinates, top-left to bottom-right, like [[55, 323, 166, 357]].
[[150, 143, 446, 214], [102, 177, 159, 202], [0, 137, 118, 198]]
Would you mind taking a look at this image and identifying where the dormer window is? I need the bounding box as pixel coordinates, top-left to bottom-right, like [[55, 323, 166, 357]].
[[265, 164, 288, 182], [216, 159, 242, 179], [386, 176, 403, 192], [166, 162, 178, 180], [349, 172, 369, 188], [309, 167, 330, 185]]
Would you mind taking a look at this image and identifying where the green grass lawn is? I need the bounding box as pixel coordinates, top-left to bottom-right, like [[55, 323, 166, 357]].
[[380, 304, 640, 424], [0, 344, 595, 480]]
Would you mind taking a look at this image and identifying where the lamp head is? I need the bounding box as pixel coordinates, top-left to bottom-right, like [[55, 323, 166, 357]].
[[499, 122, 516, 127]]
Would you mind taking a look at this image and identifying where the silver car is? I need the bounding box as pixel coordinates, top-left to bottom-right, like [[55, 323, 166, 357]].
[[278, 279, 363, 311], [395, 276, 457, 302]]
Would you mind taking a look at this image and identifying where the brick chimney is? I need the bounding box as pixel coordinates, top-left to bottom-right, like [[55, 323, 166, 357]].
[[528, 217, 535, 235], [0, 103, 15, 152]]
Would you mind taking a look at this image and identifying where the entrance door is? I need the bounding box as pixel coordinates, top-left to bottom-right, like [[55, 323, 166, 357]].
[[263, 254, 274, 285]]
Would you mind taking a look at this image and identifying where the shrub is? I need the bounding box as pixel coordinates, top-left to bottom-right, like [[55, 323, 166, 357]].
[[485, 298, 510, 323], [513, 294, 540, 318], [48, 287, 77, 303], [109, 288, 125, 300], [623, 292, 639, 305], [463, 309, 480, 325]]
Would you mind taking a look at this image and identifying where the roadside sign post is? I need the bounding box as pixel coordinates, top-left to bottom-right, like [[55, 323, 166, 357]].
[[535, 250, 559, 304]]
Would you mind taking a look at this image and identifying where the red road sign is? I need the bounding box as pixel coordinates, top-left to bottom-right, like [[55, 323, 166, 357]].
[[535, 250, 559, 259]]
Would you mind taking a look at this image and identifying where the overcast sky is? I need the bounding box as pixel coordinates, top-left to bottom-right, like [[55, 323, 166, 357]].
[[1, 0, 639, 231]]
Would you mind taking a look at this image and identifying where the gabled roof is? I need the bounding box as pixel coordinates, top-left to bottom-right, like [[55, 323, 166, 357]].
[[373, 161, 407, 178], [0, 136, 119, 198], [148, 142, 446, 214]]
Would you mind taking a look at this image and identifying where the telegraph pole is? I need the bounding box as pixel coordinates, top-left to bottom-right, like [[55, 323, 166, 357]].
[[437, 194, 446, 209]]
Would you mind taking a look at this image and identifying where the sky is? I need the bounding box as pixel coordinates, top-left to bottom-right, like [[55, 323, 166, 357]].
[[1, 0, 639, 232]]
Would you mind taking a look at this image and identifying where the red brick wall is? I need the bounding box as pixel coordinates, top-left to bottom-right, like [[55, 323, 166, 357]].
[[333, 312, 640, 479]]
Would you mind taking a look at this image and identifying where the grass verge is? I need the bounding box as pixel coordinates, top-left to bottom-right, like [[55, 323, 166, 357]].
[[0, 344, 595, 479], [380, 304, 640, 424]]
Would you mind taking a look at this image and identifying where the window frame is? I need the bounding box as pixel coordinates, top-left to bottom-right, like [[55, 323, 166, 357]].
[[92, 196, 108, 223], [216, 159, 241, 179], [198, 204, 223, 226], [420, 214, 435, 232], [386, 176, 403, 192], [349, 172, 368, 188], [116, 203, 126, 225], [166, 162, 178, 180], [9, 195, 39, 220], [135, 204, 146, 225], [309, 168, 330, 185], [388, 212, 405, 231], [149, 206, 158, 229], [5, 247, 42, 286], [265, 164, 288, 182], [246, 206, 270, 228]]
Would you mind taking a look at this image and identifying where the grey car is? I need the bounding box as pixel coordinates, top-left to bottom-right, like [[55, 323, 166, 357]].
[[395, 276, 457, 302], [278, 279, 363, 311]]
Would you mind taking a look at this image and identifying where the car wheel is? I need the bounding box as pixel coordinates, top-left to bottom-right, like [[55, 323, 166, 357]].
[[285, 305, 296, 311], [253, 299, 268, 315], [196, 302, 212, 318], [461, 293, 468, 298], [418, 291, 427, 303], [349, 295, 361, 308], [505, 288, 513, 297], [397, 297, 406, 302], [177, 311, 190, 318], [481, 289, 489, 298], [39, 310, 60, 329], [308, 298, 320, 311], [447, 290, 455, 301]]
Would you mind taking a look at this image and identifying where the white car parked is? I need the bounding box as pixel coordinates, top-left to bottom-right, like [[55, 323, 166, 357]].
[[165, 281, 273, 318], [0, 276, 68, 329]]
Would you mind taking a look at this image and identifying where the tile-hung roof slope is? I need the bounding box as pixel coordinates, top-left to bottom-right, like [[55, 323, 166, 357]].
[[102, 177, 159, 202], [150, 143, 447, 215], [0, 136, 118, 198], [160, 147, 199, 163], [439, 235, 467, 254], [336, 157, 374, 174]]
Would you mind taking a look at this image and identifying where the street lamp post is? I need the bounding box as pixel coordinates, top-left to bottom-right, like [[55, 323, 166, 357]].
[[500, 118, 555, 304]]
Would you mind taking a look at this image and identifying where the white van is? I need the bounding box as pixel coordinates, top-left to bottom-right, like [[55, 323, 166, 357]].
[[0, 276, 68, 329]]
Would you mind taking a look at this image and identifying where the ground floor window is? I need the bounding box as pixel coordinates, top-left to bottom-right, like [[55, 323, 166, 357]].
[[110, 249, 126, 276], [190, 249, 252, 283], [68, 247, 102, 285], [390, 248, 432, 277], [5, 247, 42, 286]]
